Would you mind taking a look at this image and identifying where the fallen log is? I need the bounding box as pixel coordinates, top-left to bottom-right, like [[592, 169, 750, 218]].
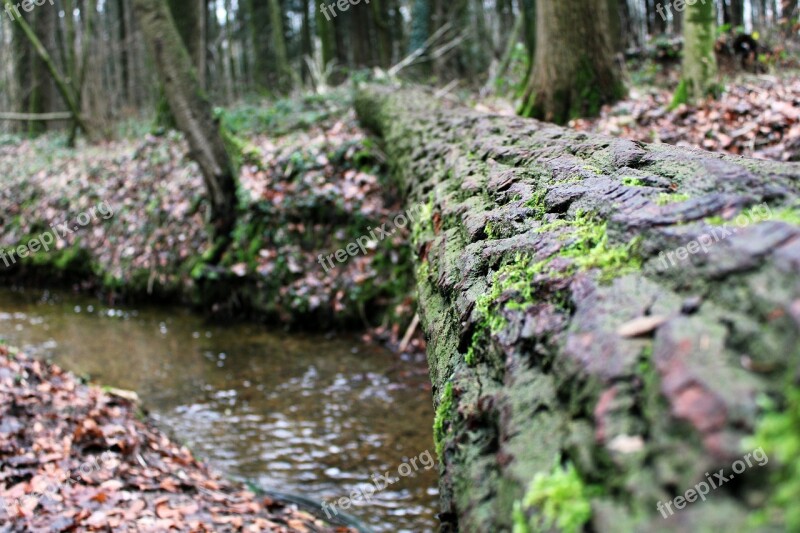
[[356, 86, 800, 532]]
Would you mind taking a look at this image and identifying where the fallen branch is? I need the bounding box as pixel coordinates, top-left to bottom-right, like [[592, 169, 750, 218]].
[[0, 112, 73, 121]]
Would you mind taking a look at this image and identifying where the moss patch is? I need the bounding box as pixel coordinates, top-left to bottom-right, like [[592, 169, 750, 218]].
[[513, 462, 598, 533], [433, 381, 455, 460], [655, 192, 691, 206]]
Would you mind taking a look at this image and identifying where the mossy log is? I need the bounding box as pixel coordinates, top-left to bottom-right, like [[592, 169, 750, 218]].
[[355, 87, 800, 532]]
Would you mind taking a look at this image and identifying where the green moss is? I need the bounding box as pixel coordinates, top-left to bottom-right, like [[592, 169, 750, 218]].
[[747, 385, 800, 530], [485, 221, 497, 240], [525, 190, 548, 220], [433, 381, 455, 459], [553, 176, 583, 186], [515, 462, 598, 533], [467, 212, 641, 363], [655, 192, 690, 206], [556, 212, 642, 280], [771, 205, 800, 226], [622, 176, 646, 187], [411, 196, 435, 248], [417, 260, 430, 282]]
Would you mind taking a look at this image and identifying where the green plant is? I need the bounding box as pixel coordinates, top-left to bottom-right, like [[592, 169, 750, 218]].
[[515, 462, 597, 533], [622, 176, 646, 187]]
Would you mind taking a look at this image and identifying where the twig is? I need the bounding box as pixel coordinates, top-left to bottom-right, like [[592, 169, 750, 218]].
[[399, 314, 420, 353], [0, 112, 73, 121]]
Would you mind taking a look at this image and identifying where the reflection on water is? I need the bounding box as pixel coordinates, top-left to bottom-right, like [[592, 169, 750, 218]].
[[0, 287, 438, 532]]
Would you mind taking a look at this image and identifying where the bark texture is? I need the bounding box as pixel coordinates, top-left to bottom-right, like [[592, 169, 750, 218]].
[[520, 0, 623, 124], [356, 87, 800, 532], [133, 0, 237, 239], [676, 0, 718, 104]]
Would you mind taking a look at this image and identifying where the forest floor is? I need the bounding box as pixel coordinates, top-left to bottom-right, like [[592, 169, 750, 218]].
[[0, 344, 354, 532], [571, 72, 800, 161]]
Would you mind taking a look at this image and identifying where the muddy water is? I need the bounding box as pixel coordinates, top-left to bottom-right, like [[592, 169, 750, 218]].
[[0, 287, 438, 532]]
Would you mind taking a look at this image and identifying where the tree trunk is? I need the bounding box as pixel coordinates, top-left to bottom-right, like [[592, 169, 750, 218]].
[[13, 19, 34, 135], [116, 0, 130, 101], [315, 0, 335, 69], [268, 0, 291, 92], [518, 0, 535, 59], [607, 0, 622, 53], [167, 0, 206, 88], [300, 0, 313, 80], [246, 0, 273, 90], [519, 0, 623, 124], [730, 0, 745, 27], [356, 85, 800, 533], [28, 5, 57, 136], [673, 0, 717, 106], [223, 0, 238, 98], [132, 0, 238, 240]]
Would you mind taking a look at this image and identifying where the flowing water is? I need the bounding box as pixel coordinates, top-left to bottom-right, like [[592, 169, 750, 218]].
[[0, 287, 438, 532]]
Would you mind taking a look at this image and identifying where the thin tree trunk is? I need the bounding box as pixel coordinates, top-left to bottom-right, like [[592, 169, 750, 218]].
[[68, 0, 94, 146], [370, 0, 393, 68], [132, 0, 238, 241], [315, 0, 335, 68], [673, 0, 717, 105], [224, 0, 237, 99], [116, 0, 129, 101], [268, 0, 291, 91], [246, 0, 272, 90], [300, 0, 313, 80]]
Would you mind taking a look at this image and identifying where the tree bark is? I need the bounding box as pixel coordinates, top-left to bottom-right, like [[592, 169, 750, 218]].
[[370, 0, 393, 68], [132, 0, 238, 240], [519, 0, 624, 124], [116, 0, 130, 101], [268, 0, 291, 91], [315, 0, 335, 69], [246, 0, 273, 90], [673, 0, 718, 105], [356, 86, 800, 532]]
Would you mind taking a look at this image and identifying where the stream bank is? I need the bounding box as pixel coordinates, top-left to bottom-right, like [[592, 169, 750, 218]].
[[0, 345, 354, 532], [0, 286, 438, 532], [0, 91, 419, 340]]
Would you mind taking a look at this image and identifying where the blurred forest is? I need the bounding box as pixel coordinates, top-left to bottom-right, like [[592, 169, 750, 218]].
[[1, 0, 798, 137]]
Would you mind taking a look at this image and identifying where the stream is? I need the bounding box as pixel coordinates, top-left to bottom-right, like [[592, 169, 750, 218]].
[[0, 287, 438, 532]]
